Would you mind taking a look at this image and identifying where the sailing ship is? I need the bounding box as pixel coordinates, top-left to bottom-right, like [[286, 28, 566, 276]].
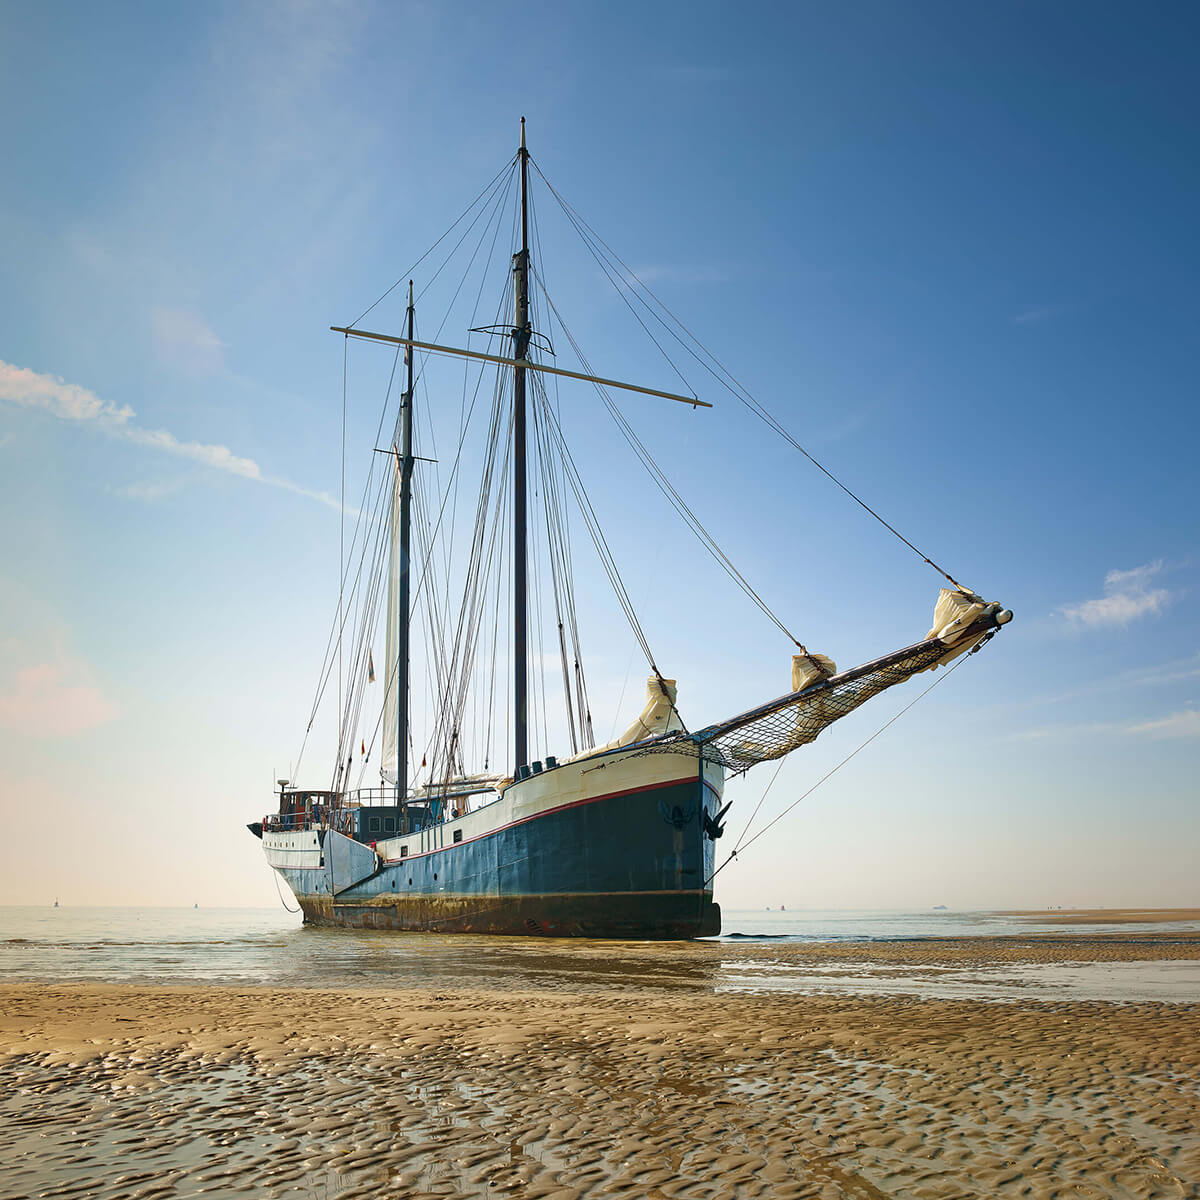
[[248, 121, 1011, 937]]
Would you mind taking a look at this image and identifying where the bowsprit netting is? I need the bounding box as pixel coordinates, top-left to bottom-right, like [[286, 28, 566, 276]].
[[635, 619, 1003, 775]]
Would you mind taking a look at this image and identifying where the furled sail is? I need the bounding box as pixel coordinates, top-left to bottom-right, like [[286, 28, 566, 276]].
[[380, 453, 403, 784], [638, 589, 1010, 774], [567, 676, 685, 762]]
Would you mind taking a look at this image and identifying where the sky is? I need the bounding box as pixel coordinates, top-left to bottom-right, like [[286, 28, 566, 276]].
[[1, 0, 1197, 912]]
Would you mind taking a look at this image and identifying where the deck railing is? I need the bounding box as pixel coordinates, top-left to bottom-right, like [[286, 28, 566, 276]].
[[267, 781, 503, 836]]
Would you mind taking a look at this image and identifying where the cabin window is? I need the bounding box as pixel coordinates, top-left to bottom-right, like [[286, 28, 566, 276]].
[[384, 816, 396, 832], [400, 846, 408, 858], [368, 816, 381, 833], [453, 830, 463, 844]]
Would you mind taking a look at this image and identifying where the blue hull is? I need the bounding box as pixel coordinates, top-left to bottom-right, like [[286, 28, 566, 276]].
[[272, 767, 721, 938]]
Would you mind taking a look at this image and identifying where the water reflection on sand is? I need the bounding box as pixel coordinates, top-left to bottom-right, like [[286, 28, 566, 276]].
[[3, 906, 1199, 1003]]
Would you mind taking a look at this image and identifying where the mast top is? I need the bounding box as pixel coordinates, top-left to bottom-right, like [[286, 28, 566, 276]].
[[520, 116, 526, 151], [408, 279, 413, 306]]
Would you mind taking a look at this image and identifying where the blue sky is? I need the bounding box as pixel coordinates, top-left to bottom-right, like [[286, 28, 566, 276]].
[[1, 1, 1197, 909]]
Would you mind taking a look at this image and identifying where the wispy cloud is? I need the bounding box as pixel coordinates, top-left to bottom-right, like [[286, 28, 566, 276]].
[[1028, 652, 1200, 709], [1059, 561, 1172, 628], [110, 479, 191, 502], [0, 642, 118, 738], [0, 432, 13, 450], [0, 359, 342, 511], [1012, 708, 1200, 742], [1125, 709, 1200, 740], [122, 424, 260, 478], [0, 360, 135, 424], [152, 307, 226, 374], [1108, 652, 1200, 690], [1012, 305, 1066, 325], [1008, 720, 1118, 741]]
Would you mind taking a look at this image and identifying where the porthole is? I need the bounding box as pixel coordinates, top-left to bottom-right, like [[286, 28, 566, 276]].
[[433, 872, 438, 881]]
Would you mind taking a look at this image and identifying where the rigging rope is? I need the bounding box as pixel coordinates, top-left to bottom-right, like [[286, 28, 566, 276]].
[[304, 147, 985, 807], [348, 156, 517, 329], [294, 331, 412, 781], [535, 268, 808, 650], [539, 401, 658, 672], [532, 159, 968, 594], [273, 869, 301, 914], [705, 648, 974, 887]]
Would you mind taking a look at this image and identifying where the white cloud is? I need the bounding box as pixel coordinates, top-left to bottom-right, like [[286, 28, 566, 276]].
[[152, 307, 226, 374], [1059, 561, 1172, 628], [0, 358, 345, 511], [0, 645, 118, 738], [124, 425, 260, 479], [1125, 710, 1200, 740], [1104, 563, 1162, 591], [0, 360, 134, 424]]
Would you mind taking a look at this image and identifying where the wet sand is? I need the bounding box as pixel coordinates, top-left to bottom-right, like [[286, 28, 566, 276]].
[[3, 936, 1198, 1199], [1002, 908, 1200, 925]]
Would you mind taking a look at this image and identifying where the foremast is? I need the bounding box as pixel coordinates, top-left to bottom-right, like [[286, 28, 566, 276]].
[[395, 281, 416, 800]]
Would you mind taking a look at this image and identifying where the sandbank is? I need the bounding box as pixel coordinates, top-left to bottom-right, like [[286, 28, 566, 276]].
[[1001, 907, 1200, 925], [3, 933, 1199, 1199]]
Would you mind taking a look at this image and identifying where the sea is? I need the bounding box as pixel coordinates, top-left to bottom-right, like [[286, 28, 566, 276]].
[[4, 906, 1199, 1003]]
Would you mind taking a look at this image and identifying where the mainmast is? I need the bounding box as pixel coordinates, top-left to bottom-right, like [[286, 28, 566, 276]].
[[512, 117, 531, 772], [396, 281, 416, 800], [330, 119, 705, 784]]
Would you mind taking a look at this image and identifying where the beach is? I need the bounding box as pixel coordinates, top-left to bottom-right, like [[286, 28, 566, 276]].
[[4, 925, 1199, 1199]]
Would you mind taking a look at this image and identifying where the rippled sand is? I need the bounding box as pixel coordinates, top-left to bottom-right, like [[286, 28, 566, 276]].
[[3, 937, 1199, 1199]]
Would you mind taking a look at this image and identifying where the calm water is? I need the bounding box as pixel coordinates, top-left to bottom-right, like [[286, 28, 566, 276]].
[[3, 906, 1199, 1002]]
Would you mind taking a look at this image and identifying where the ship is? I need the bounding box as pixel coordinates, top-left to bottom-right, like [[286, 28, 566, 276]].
[[248, 121, 1011, 938]]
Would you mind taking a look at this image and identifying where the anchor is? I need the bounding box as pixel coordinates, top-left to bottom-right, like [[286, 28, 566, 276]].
[[703, 801, 733, 840]]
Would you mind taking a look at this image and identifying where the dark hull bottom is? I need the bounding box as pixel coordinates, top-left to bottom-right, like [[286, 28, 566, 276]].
[[298, 892, 720, 939]]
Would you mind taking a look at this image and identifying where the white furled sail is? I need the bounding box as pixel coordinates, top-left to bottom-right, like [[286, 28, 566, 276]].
[[791, 652, 837, 692], [921, 587, 993, 668], [638, 590, 1011, 773], [568, 676, 685, 762], [380, 452, 403, 784]]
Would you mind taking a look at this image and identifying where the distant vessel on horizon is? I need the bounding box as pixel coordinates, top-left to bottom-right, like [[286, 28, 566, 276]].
[[248, 122, 1010, 939]]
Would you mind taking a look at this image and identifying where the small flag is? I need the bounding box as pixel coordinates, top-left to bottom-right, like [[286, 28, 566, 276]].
[[361, 739, 366, 756], [404, 345, 412, 368], [368, 650, 375, 684], [421, 754, 427, 768]]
